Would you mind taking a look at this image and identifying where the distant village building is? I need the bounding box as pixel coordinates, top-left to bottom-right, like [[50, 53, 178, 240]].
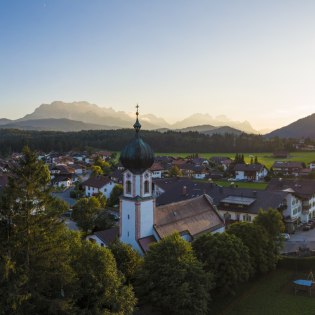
[[272, 161, 305, 176], [234, 163, 268, 181], [149, 162, 164, 178], [87, 227, 119, 247], [82, 176, 115, 199], [210, 156, 233, 171]]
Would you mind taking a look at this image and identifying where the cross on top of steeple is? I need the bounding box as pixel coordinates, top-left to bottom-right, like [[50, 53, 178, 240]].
[[133, 104, 141, 133]]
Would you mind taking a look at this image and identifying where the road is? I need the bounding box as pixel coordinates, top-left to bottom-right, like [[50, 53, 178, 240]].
[[52, 186, 77, 207], [281, 228, 315, 253], [63, 218, 79, 231]]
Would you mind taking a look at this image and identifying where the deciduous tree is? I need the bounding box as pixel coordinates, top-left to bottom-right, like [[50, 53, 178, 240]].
[[228, 222, 278, 274], [193, 232, 252, 296], [72, 240, 136, 314], [109, 240, 143, 284], [137, 233, 213, 315], [72, 197, 101, 235]]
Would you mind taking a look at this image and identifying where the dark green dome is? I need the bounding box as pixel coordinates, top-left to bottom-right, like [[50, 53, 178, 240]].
[[120, 111, 154, 174]]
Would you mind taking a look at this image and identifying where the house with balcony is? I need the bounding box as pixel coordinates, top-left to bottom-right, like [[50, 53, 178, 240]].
[[267, 178, 315, 227], [234, 163, 268, 181]]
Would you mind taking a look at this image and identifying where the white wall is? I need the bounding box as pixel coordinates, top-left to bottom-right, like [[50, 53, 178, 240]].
[[140, 200, 154, 238], [120, 199, 143, 253], [87, 235, 106, 247]]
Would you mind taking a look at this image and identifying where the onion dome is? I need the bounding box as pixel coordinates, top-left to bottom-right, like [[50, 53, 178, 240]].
[[120, 106, 155, 174]]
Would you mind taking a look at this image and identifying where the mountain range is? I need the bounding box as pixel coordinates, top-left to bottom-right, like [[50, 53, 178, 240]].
[[0, 101, 256, 134], [0, 101, 314, 138]]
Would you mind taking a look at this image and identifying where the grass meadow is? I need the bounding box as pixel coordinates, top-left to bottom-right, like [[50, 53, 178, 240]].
[[212, 269, 315, 315]]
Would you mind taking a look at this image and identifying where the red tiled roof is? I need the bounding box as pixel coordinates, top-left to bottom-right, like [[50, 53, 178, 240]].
[[149, 162, 164, 171], [138, 235, 157, 252], [154, 194, 224, 239]]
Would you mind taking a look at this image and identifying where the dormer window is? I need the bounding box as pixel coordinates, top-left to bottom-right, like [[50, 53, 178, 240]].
[[126, 180, 131, 194]]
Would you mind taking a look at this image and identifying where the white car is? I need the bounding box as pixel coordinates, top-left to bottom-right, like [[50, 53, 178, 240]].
[[281, 233, 290, 240]]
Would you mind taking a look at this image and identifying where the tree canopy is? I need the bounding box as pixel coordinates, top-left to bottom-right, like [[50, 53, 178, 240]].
[[228, 222, 278, 274], [193, 232, 252, 296], [0, 146, 136, 314], [72, 196, 103, 235], [0, 128, 297, 157], [136, 233, 213, 315]]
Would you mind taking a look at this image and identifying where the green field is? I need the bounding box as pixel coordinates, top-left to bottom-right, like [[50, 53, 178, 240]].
[[212, 269, 315, 315], [213, 180, 268, 190], [157, 152, 315, 169]]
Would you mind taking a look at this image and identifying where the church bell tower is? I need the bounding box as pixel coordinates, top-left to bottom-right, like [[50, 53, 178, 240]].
[[119, 106, 155, 253]]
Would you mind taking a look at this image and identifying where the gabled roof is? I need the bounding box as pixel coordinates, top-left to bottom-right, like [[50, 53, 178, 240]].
[[154, 177, 289, 214], [234, 163, 265, 172], [210, 156, 232, 163], [154, 194, 224, 239], [149, 162, 164, 171], [94, 227, 119, 245], [272, 161, 304, 169], [82, 176, 112, 189], [267, 178, 315, 199]]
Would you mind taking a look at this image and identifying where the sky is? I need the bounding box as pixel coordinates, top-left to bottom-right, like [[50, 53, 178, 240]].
[[1, 0, 315, 130]]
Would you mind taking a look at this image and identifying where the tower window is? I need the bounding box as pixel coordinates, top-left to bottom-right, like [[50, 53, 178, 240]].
[[126, 180, 131, 194], [128, 214, 130, 219], [144, 180, 149, 194]]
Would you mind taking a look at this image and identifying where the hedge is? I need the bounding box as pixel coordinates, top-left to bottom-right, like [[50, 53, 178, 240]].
[[278, 255, 315, 271]]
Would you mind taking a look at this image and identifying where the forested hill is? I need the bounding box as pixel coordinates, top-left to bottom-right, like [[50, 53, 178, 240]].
[[0, 128, 294, 156], [266, 113, 315, 139]]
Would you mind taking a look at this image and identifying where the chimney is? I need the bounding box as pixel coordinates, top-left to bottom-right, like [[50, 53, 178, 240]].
[[182, 185, 187, 195], [253, 191, 257, 197]]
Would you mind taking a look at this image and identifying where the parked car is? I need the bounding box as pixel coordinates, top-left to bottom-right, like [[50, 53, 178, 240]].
[[281, 233, 290, 240]]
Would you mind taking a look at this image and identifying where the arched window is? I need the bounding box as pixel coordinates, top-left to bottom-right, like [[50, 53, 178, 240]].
[[126, 180, 131, 194], [144, 180, 150, 194]]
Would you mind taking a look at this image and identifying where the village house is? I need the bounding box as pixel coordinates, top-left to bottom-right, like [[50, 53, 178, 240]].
[[52, 176, 73, 189], [267, 178, 315, 228], [87, 227, 119, 247], [110, 169, 123, 184], [272, 161, 305, 176], [149, 162, 164, 178], [234, 163, 268, 181], [94, 151, 113, 161], [82, 176, 115, 199], [210, 156, 233, 171]]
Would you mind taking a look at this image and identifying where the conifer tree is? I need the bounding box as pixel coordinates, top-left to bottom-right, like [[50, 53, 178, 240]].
[[0, 146, 76, 314]]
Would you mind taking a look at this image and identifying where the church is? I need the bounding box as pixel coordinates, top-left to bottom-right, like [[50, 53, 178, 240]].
[[119, 108, 225, 253]]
